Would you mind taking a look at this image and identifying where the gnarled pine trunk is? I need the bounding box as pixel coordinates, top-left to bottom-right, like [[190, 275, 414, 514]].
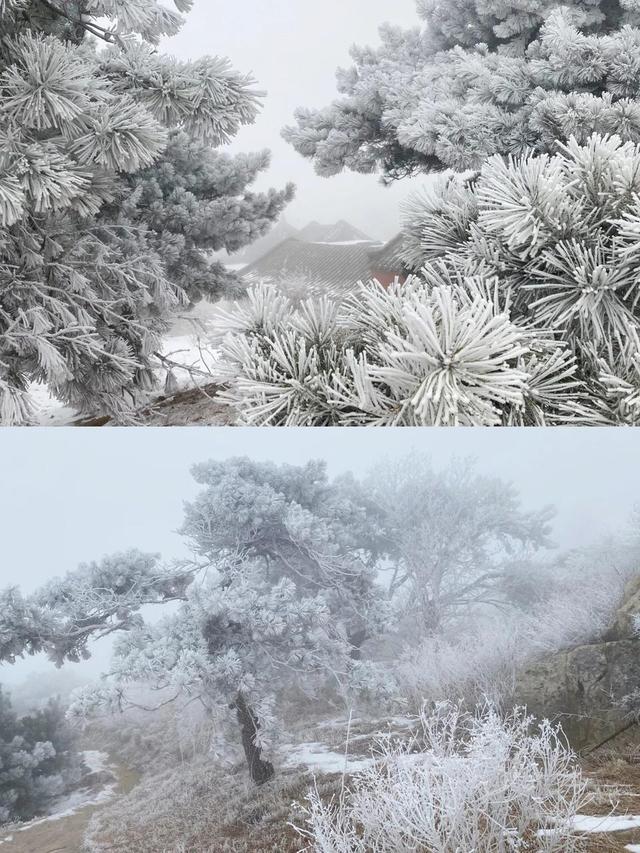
[[348, 627, 368, 661], [233, 692, 274, 785]]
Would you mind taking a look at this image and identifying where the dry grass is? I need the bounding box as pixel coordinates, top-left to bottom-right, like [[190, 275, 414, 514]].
[[83, 756, 343, 853]]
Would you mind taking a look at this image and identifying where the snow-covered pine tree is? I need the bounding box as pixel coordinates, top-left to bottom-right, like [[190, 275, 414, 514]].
[[0, 0, 293, 424], [70, 560, 348, 784], [180, 457, 388, 656], [0, 459, 390, 783], [283, 1, 640, 176]]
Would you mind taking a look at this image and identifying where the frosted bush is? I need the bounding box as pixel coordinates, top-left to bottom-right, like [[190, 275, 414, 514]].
[[396, 627, 524, 711], [218, 133, 640, 426], [214, 274, 585, 426], [298, 705, 590, 853], [392, 549, 633, 712]]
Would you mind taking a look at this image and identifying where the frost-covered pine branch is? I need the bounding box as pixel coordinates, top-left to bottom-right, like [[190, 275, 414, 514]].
[[284, 3, 640, 177], [0, 0, 293, 423], [217, 134, 640, 425]]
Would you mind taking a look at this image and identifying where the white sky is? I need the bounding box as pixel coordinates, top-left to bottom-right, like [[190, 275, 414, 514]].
[[1, 427, 638, 686], [161, 0, 425, 241], [2, 427, 638, 589]]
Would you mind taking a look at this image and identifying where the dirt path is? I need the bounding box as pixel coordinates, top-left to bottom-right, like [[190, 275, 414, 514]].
[[0, 754, 138, 853]]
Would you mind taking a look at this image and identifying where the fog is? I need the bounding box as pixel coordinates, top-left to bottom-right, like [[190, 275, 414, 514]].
[[0, 427, 638, 687], [162, 0, 423, 241]]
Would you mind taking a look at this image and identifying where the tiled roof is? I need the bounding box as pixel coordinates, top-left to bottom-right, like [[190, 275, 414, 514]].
[[241, 233, 407, 289], [369, 234, 408, 272], [242, 238, 380, 287]]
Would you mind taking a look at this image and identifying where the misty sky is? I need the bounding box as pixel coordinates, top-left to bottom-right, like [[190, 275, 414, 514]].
[[1, 427, 638, 685], [162, 0, 424, 241]]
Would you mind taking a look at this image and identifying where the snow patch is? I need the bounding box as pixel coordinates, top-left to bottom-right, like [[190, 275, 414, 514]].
[[311, 240, 382, 246], [158, 333, 220, 388], [27, 382, 77, 426], [82, 750, 111, 774], [573, 814, 640, 832], [539, 814, 640, 839], [318, 716, 363, 730], [284, 742, 375, 774]]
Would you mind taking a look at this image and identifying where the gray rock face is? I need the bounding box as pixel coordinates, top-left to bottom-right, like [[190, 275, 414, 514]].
[[514, 578, 640, 751]]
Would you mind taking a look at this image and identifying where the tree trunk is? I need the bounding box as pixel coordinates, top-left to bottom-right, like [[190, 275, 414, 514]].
[[347, 627, 368, 661], [233, 692, 274, 785]]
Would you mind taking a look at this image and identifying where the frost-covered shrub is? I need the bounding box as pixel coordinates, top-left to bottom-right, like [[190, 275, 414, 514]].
[[298, 705, 590, 853], [0, 0, 292, 424], [380, 549, 635, 713], [217, 134, 640, 425], [524, 550, 634, 651], [395, 629, 524, 711], [0, 687, 81, 824]]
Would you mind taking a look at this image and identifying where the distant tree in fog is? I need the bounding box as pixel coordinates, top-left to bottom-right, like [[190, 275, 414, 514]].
[[368, 456, 554, 635]]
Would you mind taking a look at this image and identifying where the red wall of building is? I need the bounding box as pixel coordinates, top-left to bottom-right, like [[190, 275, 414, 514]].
[[370, 271, 408, 288]]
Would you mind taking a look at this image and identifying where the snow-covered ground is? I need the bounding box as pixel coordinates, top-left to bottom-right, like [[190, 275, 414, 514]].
[[284, 741, 375, 774], [282, 714, 416, 775], [573, 814, 640, 833], [0, 750, 118, 845], [28, 299, 233, 425]]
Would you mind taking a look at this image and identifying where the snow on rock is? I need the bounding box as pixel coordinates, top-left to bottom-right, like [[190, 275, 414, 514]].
[[626, 845, 640, 852]]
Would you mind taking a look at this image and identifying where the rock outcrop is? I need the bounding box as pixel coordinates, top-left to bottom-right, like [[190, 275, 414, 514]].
[[515, 577, 640, 751]]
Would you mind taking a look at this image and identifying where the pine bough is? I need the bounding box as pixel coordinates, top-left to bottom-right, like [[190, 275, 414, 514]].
[[0, 0, 292, 424], [217, 134, 640, 426]]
